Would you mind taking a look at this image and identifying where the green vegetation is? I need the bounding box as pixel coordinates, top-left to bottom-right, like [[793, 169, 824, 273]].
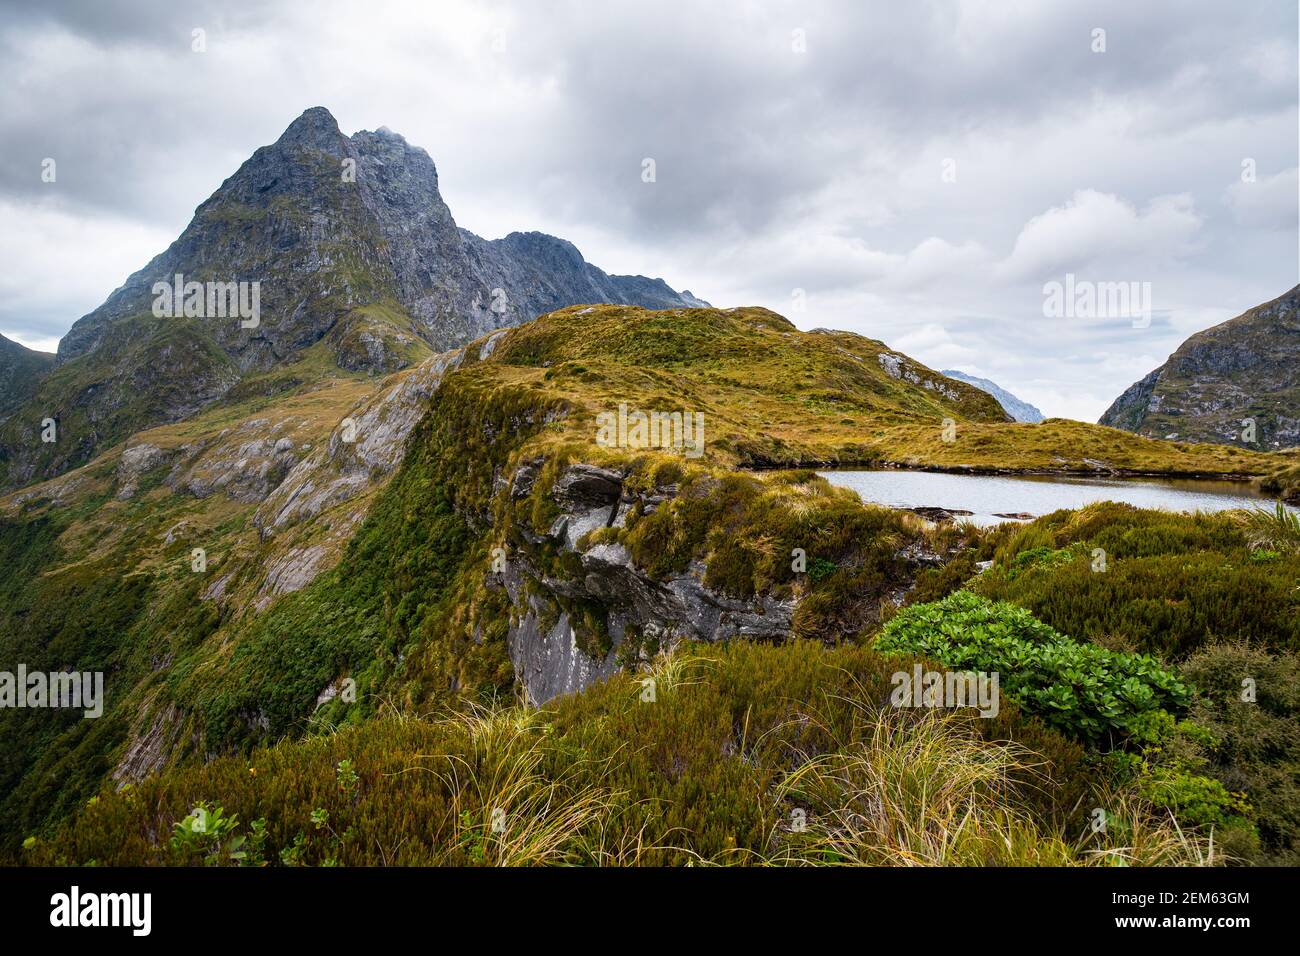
[[971, 503, 1300, 657], [4, 304, 1299, 866], [876, 591, 1189, 744], [19, 641, 1211, 867], [891, 503, 1300, 862], [0, 332, 55, 415], [1177, 643, 1300, 863]]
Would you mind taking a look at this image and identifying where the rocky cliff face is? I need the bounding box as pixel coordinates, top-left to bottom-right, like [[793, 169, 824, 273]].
[[2, 107, 703, 489], [500, 462, 800, 703], [255, 348, 465, 539], [1100, 285, 1300, 449]]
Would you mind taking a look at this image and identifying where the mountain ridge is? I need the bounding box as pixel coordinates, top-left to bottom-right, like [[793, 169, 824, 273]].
[[1099, 285, 1300, 449], [940, 369, 1045, 423], [0, 333, 55, 417], [1, 107, 705, 489]]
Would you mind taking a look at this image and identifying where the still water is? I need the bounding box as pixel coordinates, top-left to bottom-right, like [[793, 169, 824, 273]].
[[819, 469, 1293, 526]]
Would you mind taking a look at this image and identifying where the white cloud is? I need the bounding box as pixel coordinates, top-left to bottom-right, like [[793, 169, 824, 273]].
[[1223, 167, 1299, 230], [0, 198, 173, 342], [996, 189, 1203, 282], [891, 323, 982, 370]]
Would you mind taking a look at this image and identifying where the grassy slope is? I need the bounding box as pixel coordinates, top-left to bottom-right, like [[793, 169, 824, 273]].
[[4, 303, 1299, 863], [0, 343, 399, 840], [477, 305, 1294, 477], [0, 333, 55, 416]]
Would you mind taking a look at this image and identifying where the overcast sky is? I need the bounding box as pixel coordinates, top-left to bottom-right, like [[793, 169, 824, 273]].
[[1, 0, 1296, 421]]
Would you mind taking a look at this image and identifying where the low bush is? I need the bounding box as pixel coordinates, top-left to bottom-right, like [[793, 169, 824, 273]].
[[874, 591, 1190, 745], [22, 641, 1171, 867]]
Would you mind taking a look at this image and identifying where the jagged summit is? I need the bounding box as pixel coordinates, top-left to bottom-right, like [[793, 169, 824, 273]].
[[276, 105, 346, 149], [1, 107, 707, 487]]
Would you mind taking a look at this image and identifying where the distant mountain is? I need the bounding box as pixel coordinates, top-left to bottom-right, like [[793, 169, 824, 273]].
[[1100, 285, 1300, 449], [1, 107, 704, 488], [0, 333, 54, 417], [941, 370, 1044, 423]]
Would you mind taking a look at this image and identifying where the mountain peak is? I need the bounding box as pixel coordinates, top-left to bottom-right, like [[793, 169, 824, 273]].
[[1099, 284, 1300, 448], [6, 109, 705, 487], [275, 106, 345, 150]]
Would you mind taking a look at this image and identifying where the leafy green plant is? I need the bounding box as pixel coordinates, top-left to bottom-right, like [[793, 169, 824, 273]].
[[169, 803, 246, 864], [875, 591, 1190, 744]]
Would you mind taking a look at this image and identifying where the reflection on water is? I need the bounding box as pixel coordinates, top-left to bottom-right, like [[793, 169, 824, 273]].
[[819, 469, 1294, 526]]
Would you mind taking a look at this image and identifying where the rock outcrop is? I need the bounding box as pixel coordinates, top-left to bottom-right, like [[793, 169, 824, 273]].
[[497, 459, 942, 705], [502, 462, 797, 704], [256, 348, 464, 534]]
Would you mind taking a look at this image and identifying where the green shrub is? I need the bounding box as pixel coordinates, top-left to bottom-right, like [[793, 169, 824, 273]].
[[875, 591, 1190, 744], [1007, 546, 1077, 578], [975, 505, 1300, 657], [1178, 643, 1300, 863]]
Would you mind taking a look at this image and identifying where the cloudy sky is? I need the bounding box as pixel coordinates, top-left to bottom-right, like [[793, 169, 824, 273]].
[[1, 0, 1296, 420]]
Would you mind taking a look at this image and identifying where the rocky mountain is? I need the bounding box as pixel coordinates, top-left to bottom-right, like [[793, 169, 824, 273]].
[[941, 370, 1044, 423], [1100, 285, 1300, 449], [0, 107, 703, 489], [0, 334, 54, 417]]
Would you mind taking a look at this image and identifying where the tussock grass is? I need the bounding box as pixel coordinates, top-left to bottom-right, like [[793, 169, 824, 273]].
[[408, 705, 625, 866], [771, 707, 1075, 866], [1077, 785, 1221, 867], [1237, 501, 1300, 552]]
